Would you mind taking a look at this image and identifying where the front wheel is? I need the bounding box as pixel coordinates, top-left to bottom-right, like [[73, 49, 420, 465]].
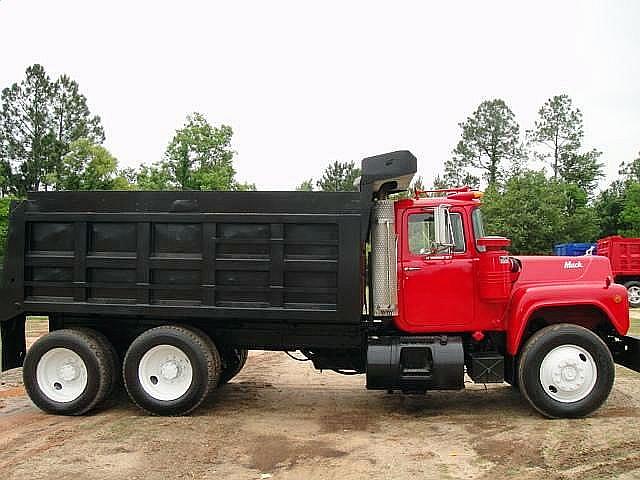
[[624, 281, 640, 308], [518, 324, 614, 418]]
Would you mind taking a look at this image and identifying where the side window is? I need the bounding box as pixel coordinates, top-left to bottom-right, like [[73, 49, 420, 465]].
[[472, 208, 486, 252], [408, 212, 435, 255], [408, 211, 465, 255], [450, 213, 465, 253]]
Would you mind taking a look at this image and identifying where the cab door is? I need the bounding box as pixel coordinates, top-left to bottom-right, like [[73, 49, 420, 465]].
[[398, 207, 475, 332]]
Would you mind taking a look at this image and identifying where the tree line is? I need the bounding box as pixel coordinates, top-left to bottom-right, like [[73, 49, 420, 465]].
[[432, 95, 639, 254], [1, 64, 639, 258], [0, 65, 255, 196]]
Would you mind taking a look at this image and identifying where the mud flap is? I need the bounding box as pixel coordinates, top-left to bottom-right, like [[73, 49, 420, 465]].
[[610, 335, 640, 372], [0, 315, 26, 371]]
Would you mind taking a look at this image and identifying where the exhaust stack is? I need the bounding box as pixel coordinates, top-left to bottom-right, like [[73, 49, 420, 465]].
[[371, 199, 397, 316]]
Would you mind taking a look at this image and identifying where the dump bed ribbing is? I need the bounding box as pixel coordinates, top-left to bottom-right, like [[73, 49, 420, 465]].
[[0, 191, 363, 350]]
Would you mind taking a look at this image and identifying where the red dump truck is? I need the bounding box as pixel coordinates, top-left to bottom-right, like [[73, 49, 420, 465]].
[[0, 150, 638, 418], [597, 236, 640, 308]]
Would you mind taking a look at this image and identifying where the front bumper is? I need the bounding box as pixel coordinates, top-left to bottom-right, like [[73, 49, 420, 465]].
[[609, 335, 640, 372]]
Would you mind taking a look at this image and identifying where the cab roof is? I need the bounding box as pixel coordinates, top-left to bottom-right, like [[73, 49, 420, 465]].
[[396, 196, 482, 209]]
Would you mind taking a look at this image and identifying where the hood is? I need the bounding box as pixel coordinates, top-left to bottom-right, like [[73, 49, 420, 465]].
[[513, 255, 612, 286]]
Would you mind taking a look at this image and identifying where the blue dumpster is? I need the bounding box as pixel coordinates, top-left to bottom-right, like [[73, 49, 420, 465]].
[[553, 243, 597, 256]]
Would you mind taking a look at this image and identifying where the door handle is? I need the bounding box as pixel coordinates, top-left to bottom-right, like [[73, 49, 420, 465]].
[[404, 267, 421, 271]]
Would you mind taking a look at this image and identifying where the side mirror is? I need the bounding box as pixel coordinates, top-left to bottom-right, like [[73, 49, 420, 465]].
[[432, 204, 455, 254]]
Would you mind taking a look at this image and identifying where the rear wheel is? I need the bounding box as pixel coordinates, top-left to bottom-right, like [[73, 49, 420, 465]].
[[23, 329, 114, 415], [219, 348, 248, 384], [624, 281, 640, 308], [518, 324, 614, 418], [123, 325, 221, 415], [75, 328, 120, 402]]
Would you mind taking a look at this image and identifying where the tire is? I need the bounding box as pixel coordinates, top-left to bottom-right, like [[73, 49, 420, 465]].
[[518, 324, 614, 418], [23, 329, 114, 415], [219, 348, 248, 384], [123, 325, 221, 416], [624, 281, 640, 308], [75, 328, 120, 403]]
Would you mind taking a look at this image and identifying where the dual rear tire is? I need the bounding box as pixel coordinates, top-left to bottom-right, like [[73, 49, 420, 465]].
[[23, 329, 117, 416], [123, 325, 221, 415], [23, 325, 243, 416], [219, 347, 248, 385]]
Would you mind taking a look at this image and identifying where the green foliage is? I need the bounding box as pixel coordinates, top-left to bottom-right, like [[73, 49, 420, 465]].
[[0, 196, 15, 259], [560, 182, 600, 243], [0, 158, 12, 196], [558, 149, 603, 192], [434, 93, 620, 251], [134, 165, 172, 190], [482, 171, 598, 254], [0, 65, 55, 194], [316, 161, 361, 192], [594, 152, 640, 239], [528, 94, 603, 191], [49, 138, 121, 191], [528, 94, 583, 176], [451, 99, 521, 186], [619, 183, 640, 237], [52, 75, 105, 147], [133, 112, 250, 192], [482, 172, 565, 254], [594, 180, 627, 237], [619, 152, 640, 182], [436, 157, 480, 189], [296, 179, 314, 191], [232, 181, 257, 191], [0, 64, 104, 194], [161, 113, 236, 191]]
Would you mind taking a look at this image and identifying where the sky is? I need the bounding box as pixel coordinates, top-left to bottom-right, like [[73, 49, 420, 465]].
[[0, 1, 639, 190]]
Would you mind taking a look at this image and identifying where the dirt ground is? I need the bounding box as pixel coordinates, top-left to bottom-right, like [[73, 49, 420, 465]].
[[2, 315, 640, 480]]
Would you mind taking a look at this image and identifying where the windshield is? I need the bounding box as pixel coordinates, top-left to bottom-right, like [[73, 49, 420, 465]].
[[471, 208, 486, 251]]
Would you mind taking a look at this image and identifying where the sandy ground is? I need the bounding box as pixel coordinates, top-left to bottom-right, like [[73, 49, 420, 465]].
[[1, 314, 640, 480]]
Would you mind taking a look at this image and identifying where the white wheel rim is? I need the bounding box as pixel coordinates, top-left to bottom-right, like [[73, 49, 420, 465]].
[[539, 344, 597, 403], [628, 286, 640, 304], [36, 348, 88, 403], [138, 345, 193, 401]]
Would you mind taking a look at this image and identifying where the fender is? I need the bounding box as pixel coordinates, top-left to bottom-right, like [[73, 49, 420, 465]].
[[506, 282, 629, 355]]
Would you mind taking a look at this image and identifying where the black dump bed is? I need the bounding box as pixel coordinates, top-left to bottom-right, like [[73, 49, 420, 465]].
[[0, 151, 416, 365], [0, 191, 362, 347]]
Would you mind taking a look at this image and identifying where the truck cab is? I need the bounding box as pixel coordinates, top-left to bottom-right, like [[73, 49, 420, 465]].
[[391, 190, 630, 347], [363, 154, 637, 417]]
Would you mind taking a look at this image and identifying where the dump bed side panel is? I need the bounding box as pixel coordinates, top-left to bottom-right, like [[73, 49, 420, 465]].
[[0, 192, 363, 350]]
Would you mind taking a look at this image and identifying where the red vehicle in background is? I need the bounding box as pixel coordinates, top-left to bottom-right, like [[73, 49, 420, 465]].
[[597, 236, 640, 308]]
